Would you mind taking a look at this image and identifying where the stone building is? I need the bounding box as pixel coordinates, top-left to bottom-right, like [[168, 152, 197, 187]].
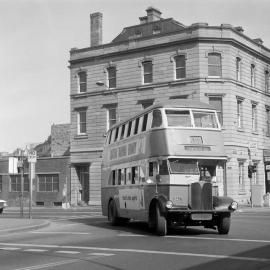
[[69, 7, 270, 205]]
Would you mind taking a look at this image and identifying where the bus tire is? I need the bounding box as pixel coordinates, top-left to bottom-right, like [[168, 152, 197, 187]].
[[155, 204, 167, 236], [217, 216, 231, 234], [108, 200, 119, 226]]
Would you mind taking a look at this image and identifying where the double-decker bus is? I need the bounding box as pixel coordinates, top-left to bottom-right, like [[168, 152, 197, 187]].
[[101, 100, 237, 236]]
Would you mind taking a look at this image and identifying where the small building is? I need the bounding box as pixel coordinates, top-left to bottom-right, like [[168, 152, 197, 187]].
[[0, 124, 71, 207]]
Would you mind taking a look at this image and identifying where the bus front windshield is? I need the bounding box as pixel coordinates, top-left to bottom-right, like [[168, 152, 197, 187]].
[[169, 159, 199, 174], [193, 111, 218, 128], [165, 109, 218, 128]]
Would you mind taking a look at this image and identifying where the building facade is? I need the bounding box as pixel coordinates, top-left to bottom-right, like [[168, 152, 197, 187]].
[[69, 7, 270, 205], [0, 124, 71, 207]]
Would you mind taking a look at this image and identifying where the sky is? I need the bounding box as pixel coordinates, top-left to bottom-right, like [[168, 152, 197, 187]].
[[0, 0, 269, 153]]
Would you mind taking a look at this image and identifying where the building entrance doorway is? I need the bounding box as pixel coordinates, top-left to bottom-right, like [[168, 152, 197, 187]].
[[76, 165, 89, 204]]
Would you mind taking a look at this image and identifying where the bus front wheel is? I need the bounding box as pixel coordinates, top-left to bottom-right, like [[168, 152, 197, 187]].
[[217, 215, 231, 234], [108, 200, 119, 226], [155, 204, 167, 236]]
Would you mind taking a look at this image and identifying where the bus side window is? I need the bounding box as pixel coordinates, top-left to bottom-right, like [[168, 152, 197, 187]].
[[127, 121, 132, 137], [118, 169, 121, 185], [147, 112, 153, 130], [111, 129, 116, 143], [134, 118, 140, 135], [114, 127, 119, 142], [152, 109, 162, 128], [112, 170, 116, 185], [120, 124, 125, 140], [121, 168, 126, 185], [131, 166, 138, 184], [142, 113, 148, 132], [139, 166, 146, 182], [149, 162, 154, 177], [126, 167, 131, 185], [149, 162, 158, 178]]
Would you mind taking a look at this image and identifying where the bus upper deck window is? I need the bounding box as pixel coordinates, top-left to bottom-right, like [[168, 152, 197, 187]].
[[120, 124, 125, 140], [127, 121, 132, 137], [166, 110, 191, 127], [134, 118, 140, 135], [115, 127, 119, 141], [142, 114, 148, 132], [152, 109, 162, 128]]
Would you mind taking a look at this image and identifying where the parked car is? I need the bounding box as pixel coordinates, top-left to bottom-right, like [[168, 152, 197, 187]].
[[0, 200, 7, 214]]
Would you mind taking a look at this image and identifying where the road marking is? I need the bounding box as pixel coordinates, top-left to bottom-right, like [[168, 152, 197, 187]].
[[0, 242, 269, 263], [118, 233, 146, 237], [0, 247, 20, 251], [165, 235, 270, 244], [31, 231, 92, 235], [88, 252, 115, 256], [55, 250, 81, 254], [24, 249, 47, 252], [12, 259, 80, 270]]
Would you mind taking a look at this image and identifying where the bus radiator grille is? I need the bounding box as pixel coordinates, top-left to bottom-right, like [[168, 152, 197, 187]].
[[190, 182, 212, 210]]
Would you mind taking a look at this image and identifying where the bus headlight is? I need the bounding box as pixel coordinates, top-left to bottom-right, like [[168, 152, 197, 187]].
[[229, 201, 238, 211], [166, 200, 173, 209]]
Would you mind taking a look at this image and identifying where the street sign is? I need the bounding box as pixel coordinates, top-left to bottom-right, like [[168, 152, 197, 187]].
[[248, 142, 257, 150], [27, 150, 37, 163]]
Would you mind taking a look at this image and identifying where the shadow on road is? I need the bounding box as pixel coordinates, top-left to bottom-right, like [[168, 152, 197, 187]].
[[65, 216, 219, 236]]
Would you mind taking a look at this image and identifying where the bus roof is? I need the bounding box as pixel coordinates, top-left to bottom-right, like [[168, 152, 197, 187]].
[[109, 100, 216, 132]]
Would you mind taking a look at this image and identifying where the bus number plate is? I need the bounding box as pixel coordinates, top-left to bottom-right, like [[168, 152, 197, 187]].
[[191, 214, 212, 220]]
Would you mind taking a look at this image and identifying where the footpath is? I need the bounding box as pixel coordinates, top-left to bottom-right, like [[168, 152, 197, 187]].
[[0, 205, 269, 235], [0, 205, 102, 235]]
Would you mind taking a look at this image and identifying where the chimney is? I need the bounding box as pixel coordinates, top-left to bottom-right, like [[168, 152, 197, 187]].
[[146, 7, 162, 22], [90, 12, 102, 47]]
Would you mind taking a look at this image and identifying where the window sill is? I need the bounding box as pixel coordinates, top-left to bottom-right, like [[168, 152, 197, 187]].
[[237, 128, 245, 132], [74, 134, 88, 140], [238, 190, 247, 195], [252, 131, 259, 135]]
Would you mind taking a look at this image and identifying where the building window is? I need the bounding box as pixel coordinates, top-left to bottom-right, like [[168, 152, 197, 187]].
[[265, 70, 269, 93], [153, 25, 161, 35], [236, 57, 241, 81], [38, 174, 59, 192], [0, 175, 2, 192], [251, 103, 258, 132], [266, 107, 270, 136], [208, 53, 222, 77], [78, 71, 87, 93], [238, 161, 245, 191], [10, 175, 29, 192], [138, 99, 154, 110], [142, 61, 153, 84], [250, 64, 256, 87], [209, 96, 223, 125], [107, 66, 116, 89], [77, 110, 87, 135], [174, 55, 186, 80], [107, 106, 117, 130], [237, 98, 243, 129]]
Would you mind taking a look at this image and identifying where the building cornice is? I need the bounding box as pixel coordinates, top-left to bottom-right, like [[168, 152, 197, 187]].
[[70, 27, 270, 65]]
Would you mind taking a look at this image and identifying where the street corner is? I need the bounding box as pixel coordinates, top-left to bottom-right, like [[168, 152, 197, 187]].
[[0, 218, 50, 235]]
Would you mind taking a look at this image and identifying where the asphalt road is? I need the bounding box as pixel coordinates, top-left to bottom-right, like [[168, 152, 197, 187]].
[[0, 210, 270, 270]]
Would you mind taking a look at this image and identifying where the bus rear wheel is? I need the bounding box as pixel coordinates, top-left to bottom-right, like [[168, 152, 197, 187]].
[[155, 204, 167, 236], [108, 200, 119, 226], [217, 215, 231, 234]]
